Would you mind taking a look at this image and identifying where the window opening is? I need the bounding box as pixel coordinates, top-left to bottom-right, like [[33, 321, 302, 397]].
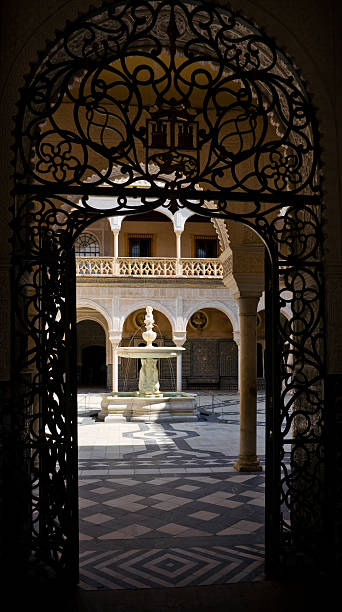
[[128, 234, 153, 257], [75, 233, 100, 257], [194, 236, 218, 258]]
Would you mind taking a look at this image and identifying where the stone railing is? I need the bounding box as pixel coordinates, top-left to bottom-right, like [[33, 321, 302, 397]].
[[119, 258, 177, 277], [76, 257, 223, 278], [180, 259, 223, 277]]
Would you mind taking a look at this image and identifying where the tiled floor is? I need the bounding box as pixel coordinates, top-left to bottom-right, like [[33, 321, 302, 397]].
[[78, 392, 266, 590]]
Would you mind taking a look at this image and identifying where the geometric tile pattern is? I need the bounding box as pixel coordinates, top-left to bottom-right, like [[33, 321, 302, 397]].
[[79, 544, 265, 590], [79, 463, 265, 541], [78, 394, 266, 590]]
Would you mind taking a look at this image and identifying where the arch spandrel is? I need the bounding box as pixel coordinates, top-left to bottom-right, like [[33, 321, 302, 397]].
[[76, 303, 111, 330]]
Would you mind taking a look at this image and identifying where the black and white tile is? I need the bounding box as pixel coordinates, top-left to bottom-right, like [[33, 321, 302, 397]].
[[78, 398, 266, 590]]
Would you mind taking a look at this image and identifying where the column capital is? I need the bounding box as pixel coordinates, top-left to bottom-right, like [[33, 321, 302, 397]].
[[109, 332, 122, 346], [236, 294, 261, 314], [109, 216, 123, 233], [173, 331, 187, 346]]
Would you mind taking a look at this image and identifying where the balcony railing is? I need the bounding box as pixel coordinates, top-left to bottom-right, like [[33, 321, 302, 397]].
[[76, 257, 223, 279]]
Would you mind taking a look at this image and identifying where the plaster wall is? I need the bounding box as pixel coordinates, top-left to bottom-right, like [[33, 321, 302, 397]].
[[87, 216, 219, 257], [119, 219, 176, 257]]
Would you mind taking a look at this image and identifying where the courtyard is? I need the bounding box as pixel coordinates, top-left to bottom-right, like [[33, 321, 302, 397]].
[[77, 392, 265, 590]]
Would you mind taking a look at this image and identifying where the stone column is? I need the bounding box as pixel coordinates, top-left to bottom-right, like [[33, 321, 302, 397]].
[[113, 230, 120, 275], [175, 230, 183, 276], [176, 353, 182, 392], [109, 334, 122, 393], [234, 295, 262, 472], [173, 331, 186, 392], [112, 346, 119, 392], [233, 331, 240, 392]]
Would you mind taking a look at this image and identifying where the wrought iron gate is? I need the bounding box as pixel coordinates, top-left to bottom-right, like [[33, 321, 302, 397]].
[[11, 0, 325, 580]]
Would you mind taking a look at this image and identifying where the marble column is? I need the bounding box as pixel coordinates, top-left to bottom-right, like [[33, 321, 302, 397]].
[[173, 331, 186, 392], [111, 342, 119, 392], [175, 230, 183, 276], [113, 230, 119, 275], [234, 296, 262, 472], [233, 331, 240, 392], [176, 353, 182, 392]]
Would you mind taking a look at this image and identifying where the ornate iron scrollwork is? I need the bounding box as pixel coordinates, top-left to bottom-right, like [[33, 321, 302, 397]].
[[11, 0, 324, 580], [16, 2, 318, 196]]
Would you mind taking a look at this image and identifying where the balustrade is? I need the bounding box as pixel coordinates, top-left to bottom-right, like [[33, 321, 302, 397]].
[[76, 257, 223, 278]]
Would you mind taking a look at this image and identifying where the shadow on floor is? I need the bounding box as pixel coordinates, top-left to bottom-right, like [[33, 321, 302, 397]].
[[18, 578, 332, 612]]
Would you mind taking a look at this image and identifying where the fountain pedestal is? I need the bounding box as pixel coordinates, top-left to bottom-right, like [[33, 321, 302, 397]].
[[99, 307, 197, 422], [100, 391, 197, 422], [99, 347, 197, 422]]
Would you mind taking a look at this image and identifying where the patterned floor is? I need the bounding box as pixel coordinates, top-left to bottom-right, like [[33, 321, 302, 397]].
[[78, 393, 266, 590]]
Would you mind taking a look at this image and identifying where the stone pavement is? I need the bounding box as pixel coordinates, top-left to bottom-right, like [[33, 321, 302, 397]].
[[77, 392, 266, 590]]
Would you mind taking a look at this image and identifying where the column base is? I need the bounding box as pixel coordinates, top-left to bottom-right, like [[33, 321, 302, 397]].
[[234, 455, 263, 472]]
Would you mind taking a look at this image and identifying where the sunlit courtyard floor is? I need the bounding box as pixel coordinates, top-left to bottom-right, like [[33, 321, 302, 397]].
[[77, 392, 266, 590]]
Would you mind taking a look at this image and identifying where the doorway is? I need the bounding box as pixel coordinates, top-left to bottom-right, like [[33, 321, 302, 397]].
[[77, 320, 107, 390], [12, 0, 324, 583], [81, 346, 106, 388]]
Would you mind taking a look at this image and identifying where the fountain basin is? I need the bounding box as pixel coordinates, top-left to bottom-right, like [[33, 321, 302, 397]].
[[99, 307, 197, 422], [99, 391, 198, 423], [116, 346, 183, 359]]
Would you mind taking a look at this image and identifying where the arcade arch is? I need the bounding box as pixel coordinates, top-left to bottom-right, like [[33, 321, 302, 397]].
[[119, 302, 176, 336], [77, 300, 113, 331], [184, 303, 239, 335], [76, 320, 107, 389], [119, 308, 175, 392], [185, 308, 238, 391], [76, 306, 111, 389]]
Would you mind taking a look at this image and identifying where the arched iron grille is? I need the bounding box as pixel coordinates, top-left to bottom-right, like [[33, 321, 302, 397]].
[[74, 232, 100, 256], [10, 0, 325, 581]]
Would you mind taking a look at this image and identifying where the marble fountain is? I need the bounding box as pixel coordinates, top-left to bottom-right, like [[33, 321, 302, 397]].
[[99, 307, 197, 422]]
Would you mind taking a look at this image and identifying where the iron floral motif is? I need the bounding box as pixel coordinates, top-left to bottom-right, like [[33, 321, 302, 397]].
[[16, 1, 318, 196], [35, 141, 81, 182], [261, 150, 302, 191]]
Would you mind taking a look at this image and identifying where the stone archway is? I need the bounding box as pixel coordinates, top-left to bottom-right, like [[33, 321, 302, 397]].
[[11, 0, 324, 582]]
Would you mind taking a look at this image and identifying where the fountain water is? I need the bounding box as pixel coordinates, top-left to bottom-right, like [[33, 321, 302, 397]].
[[99, 307, 197, 422]]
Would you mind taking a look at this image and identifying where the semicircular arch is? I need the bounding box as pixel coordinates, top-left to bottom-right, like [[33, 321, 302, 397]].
[[184, 302, 239, 334], [120, 301, 176, 334], [76, 299, 112, 331]]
